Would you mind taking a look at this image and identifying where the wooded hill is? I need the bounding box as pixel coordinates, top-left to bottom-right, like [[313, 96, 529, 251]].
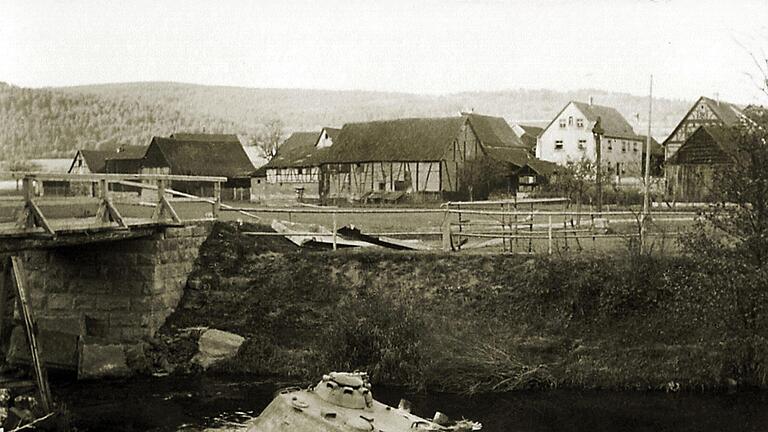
[[1, 81, 692, 159]]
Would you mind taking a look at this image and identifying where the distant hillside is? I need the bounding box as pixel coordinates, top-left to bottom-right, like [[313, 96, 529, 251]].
[[1, 81, 692, 159]]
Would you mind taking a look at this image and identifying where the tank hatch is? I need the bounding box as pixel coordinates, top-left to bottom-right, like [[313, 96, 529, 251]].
[[314, 372, 373, 409]]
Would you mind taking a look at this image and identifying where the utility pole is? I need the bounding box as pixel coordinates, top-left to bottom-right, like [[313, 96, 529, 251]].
[[592, 116, 604, 213], [642, 75, 653, 216]]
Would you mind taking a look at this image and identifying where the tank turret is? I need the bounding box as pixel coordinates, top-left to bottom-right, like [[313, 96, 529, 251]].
[[247, 372, 481, 432]]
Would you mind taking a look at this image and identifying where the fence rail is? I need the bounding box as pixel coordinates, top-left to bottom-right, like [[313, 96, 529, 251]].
[[226, 198, 698, 254]]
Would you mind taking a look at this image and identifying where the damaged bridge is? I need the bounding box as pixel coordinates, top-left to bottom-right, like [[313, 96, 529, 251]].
[[0, 173, 222, 376]]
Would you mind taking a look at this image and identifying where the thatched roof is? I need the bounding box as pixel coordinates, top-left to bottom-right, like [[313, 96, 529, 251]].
[[147, 137, 255, 178]]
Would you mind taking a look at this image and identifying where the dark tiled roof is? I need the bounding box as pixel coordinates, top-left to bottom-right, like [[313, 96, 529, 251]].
[[149, 137, 255, 178], [636, 135, 663, 157], [169, 133, 240, 143], [76, 150, 112, 173], [667, 126, 737, 165], [699, 97, 745, 126], [571, 101, 640, 140], [483, 146, 556, 176], [322, 127, 341, 142], [105, 145, 149, 160], [326, 117, 467, 163], [464, 113, 526, 148], [264, 132, 328, 168]]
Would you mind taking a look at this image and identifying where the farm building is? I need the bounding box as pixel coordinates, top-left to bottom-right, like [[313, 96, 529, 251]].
[[63, 146, 148, 195], [537, 100, 645, 178], [141, 136, 254, 200], [511, 123, 544, 153], [662, 96, 746, 161], [250, 128, 339, 202], [319, 113, 551, 202], [666, 125, 737, 201]]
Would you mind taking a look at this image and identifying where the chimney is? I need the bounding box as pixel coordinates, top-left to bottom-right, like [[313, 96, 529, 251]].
[[589, 96, 594, 106]]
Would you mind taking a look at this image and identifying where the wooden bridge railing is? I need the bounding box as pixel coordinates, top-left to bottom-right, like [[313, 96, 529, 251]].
[[0, 172, 227, 236]]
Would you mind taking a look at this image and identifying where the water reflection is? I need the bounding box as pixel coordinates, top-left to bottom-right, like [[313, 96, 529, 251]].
[[55, 375, 768, 432]]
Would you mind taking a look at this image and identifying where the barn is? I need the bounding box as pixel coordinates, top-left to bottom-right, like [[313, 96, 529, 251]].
[[666, 125, 736, 202], [141, 136, 254, 200], [319, 113, 550, 202]]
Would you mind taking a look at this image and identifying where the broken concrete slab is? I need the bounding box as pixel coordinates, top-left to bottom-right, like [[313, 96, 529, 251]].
[[77, 341, 130, 380], [192, 329, 245, 369]]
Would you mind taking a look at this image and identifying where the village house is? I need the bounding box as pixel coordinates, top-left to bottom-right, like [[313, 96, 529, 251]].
[[662, 96, 747, 196], [250, 128, 340, 202], [141, 135, 254, 200], [666, 125, 737, 201], [537, 100, 645, 178], [662, 96, 746, 161], [319, 113, 550, 202]]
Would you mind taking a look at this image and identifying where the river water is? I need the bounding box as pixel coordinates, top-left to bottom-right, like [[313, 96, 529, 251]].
[[55, 375, 768, 432]]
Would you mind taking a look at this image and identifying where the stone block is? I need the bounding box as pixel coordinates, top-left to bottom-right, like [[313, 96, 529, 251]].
[[73, 294, 99, 310], [192, 329, 245, 369], [108, 311, 140, 326], [7, 326, 79, 371], [97, 296, 131, 311], [47, 293, 73, 310], [78, 341, 130, 379], [38, 316, 85, 336]]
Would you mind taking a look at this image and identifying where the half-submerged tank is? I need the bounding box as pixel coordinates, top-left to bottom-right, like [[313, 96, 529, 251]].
[[247, 372, 482, 432]]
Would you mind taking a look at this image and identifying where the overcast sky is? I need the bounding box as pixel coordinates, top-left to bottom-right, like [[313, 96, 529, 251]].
[[2, 0, 767, 104]]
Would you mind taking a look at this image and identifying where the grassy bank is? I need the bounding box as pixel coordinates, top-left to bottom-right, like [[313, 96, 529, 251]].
[[162, 222, 768, 393]]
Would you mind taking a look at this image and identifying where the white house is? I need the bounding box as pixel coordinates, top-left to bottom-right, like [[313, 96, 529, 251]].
[[537, 100, 645, 177]]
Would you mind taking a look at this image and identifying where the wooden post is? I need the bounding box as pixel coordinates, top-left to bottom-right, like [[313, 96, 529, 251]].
[[548, 215, 553, 255], [213, 181, 222, 219], [154, 179, 165, 221], [0, 259, 10, 348], [441, 209, 453, 252], [457, 204, 463, 251], [528, 202, 533, 253], [332, 211, 338, 251], [10, 257, 52, 414], [513, 201, 518, 252], [501, 203, 506, 252]]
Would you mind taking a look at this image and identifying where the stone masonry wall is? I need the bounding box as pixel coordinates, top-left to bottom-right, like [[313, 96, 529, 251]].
[[21, 223, 212, 343]]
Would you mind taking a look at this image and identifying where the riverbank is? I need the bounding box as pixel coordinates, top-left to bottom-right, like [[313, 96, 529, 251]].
[[159, 221, 768, 393]]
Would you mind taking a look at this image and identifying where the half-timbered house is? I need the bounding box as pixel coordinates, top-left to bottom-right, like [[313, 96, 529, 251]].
[[319, 113, 548, 202], [251, 129, 339, 202]]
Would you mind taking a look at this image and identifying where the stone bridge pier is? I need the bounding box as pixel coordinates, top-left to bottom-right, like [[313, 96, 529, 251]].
[[20, 223, 212, 345]]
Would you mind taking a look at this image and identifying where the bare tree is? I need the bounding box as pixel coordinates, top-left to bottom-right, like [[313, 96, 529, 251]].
[[250, 119, 285, 160]]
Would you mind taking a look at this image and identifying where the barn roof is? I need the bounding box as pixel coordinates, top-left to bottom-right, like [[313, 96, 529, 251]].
[[667, 126, 737, 165], [169, 133, 241, 143], [326, 116, 467, 163], [464, 113, 526, 148], [570, 101, 640, 140], [148, 137, 255, 178], [264, 132, 329, 168], [105, 145, 149, 160], [515, 124, 544, 151], [662, 96, 746, 147], [74, 150, 112, 173], [322, 127, 341, 142], [482, 146, 556, 176]]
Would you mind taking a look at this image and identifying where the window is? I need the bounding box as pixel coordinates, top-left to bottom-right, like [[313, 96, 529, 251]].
[[607, 139, 613, 151], [576, 118, 584, 128], [633, 142, 638, 152], [578, 139, 586, 150], [297, 168, 303, 175], [554, 140, 564, 150], [559, 119, 566, 128], [621, 141, 627, 152], [568, 116, 573, 126]]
